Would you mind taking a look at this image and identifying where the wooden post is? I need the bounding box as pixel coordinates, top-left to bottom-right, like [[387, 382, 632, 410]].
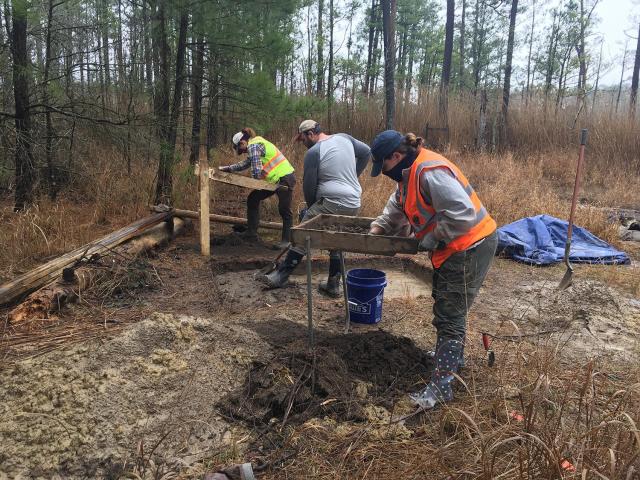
[[339, 251, 350, 333], [199, 147, 211, 256], [306, 236, 314, 350]]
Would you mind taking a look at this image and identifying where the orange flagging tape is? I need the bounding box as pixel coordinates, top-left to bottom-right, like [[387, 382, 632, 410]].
[[510, 411, 524, 422]]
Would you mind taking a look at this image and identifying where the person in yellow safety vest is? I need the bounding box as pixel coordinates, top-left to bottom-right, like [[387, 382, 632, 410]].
[[368, 130, 498, 411], [219, 128, 296, 247]]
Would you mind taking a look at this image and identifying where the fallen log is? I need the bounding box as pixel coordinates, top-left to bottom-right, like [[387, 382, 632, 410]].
[[7, 217, 187, 323], [0, 212, 173, 308], [151, 206, 283, 231]]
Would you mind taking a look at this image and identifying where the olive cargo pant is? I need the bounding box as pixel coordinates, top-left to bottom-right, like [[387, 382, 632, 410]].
[[431, 231, 498, 344]]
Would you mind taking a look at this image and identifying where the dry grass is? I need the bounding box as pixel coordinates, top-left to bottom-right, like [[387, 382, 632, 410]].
[[258, 341, 640, 479]]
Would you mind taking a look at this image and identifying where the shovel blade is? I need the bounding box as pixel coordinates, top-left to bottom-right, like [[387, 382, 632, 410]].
[[558, 267, 573, 290]]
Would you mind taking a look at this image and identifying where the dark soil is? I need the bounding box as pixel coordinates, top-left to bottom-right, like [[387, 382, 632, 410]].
[[219, 330, 434, 428], [323, 224, 370, 234]]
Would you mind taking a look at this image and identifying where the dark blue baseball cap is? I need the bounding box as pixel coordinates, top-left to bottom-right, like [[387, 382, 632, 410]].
[[370, 130, 403, 177]]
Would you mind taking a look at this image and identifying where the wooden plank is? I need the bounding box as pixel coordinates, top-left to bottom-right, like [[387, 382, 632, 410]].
[[194, 164, 281, 192], [0, 212, 173, 307], [291, 214, 419, 256], [199, 150, 211, 257], [154, 207, 283, 231]]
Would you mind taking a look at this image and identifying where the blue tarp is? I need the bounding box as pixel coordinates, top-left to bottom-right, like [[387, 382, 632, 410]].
[[497, 214, 630, 265]]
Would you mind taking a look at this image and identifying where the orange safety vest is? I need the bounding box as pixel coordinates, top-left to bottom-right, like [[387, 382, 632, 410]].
[[399, 148, 496, 268]]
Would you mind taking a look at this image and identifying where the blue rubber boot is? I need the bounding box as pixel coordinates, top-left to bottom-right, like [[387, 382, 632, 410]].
[[410, 339, 463, 410], [427, 336, 465, 369]]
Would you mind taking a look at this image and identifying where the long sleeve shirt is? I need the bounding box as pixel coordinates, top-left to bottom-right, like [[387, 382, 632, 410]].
[[302, 134, 371, 208], [223, 143, 264, 179], [371, 167, 478, 250]]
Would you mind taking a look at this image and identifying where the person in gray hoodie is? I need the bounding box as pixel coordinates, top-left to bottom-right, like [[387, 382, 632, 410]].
[[263, 120, 371, 296]]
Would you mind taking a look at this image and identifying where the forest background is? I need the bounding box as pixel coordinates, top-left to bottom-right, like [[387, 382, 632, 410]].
[[0, 0, 638, 281]]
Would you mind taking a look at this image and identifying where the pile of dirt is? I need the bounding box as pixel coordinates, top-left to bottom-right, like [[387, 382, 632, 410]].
[[0, 313, 272, 478], [220, 330, 433, 427]]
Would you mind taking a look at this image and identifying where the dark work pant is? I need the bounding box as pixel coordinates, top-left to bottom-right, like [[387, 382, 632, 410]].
[[247, 173, 296, 240], [431, 231, 498, 344], [291, 198, 360, 265]]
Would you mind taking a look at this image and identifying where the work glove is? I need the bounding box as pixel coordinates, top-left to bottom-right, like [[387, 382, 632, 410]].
[[298, 207, 309, 223], [417, 233, 443, 252]]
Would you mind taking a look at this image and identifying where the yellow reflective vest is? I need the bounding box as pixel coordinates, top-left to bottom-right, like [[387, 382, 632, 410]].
[[248, 136, 294, 184]]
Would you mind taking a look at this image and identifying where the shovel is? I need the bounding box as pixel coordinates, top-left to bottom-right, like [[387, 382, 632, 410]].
[[558, 128, 588, 290], [258, 245, 290, 276]]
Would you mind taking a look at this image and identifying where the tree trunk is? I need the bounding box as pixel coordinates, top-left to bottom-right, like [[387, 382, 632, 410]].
[[101, 0, 110, 90], [404, 25, 415, 105], [615, 41, 628, 115], [363, 0, 376, 95], [316, 0, 324, 96], [576, 0, 587, 112], [543, 11, 559, 112], [592, 38, 603, 111], [370, 10, 381, 95], [327, 0, 334, 130], [143, 0, 153, 92], [630, 23, 640, 119], [525, 0, 535, 105], [500, 0, 518, 146], [381, 0, 396, 129], [471, 0, 480, 96], [306, 4, 313, 95], [116, 0, 124, 86], [154, 7, 188, 205], [11, 0, 36, 211], [439, 0, 454, 127], [43, 0, 57, 199], [556, 47, 571, 116], [151, 0, 171, 203], [476, 88, 487, 151], [458, 0, 466, 90], [206, 59, 219, 158], [189, 37, 205, 165]]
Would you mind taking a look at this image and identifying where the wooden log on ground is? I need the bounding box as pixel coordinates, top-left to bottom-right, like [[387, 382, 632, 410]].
[[0, 212, 173, 308], [7, 218, 187, 323], [150, 206, 283, 231]]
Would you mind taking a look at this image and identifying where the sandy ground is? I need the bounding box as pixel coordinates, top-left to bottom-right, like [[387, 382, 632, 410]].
[[0, 230, 639, 478]]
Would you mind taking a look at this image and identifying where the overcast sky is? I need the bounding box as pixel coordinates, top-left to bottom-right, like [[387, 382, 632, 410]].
[[575, 0, 638, 85], [311, 0, 639, 89]]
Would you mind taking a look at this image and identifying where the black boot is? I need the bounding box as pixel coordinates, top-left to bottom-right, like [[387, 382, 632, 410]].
[[242, 207, 260, 240], [264, 249, 304, 288], [319, 255, 342, 298], [273, 217, 293, 250]]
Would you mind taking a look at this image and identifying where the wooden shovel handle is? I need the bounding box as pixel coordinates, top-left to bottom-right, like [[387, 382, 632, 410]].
[[566, 129, 588, 245]]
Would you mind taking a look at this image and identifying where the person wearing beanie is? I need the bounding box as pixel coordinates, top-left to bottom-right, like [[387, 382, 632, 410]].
[[369, 130, 498, 410], [262, 120, 371, 297], [220, 127, 296, 247]]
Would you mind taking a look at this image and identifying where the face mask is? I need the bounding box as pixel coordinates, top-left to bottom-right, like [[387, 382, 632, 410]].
[[382, 151, 418, 182]]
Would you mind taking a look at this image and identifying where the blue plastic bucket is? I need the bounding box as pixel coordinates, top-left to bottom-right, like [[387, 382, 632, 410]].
[[346, 268, 387, 324]]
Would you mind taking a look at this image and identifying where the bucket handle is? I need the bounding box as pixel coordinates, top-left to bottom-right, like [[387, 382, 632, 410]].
[[347, 287, 386, 308]]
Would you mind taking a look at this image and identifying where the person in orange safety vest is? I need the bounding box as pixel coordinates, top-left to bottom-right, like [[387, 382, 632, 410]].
[[368, 130, 498, 411]]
